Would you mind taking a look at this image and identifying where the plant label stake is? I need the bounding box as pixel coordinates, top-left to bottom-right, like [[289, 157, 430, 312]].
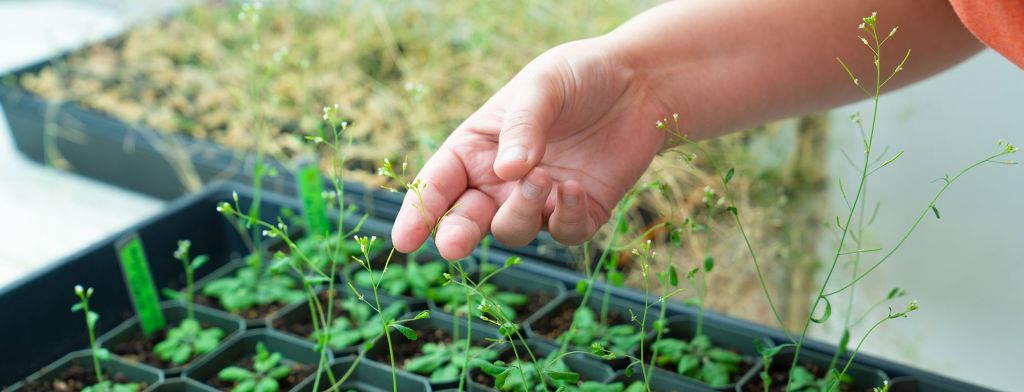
[[115, 234, 166, 335], [297, 162, 330, 237]]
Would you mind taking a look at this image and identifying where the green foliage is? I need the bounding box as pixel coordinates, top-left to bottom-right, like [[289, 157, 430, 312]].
[[312, 298, 408, 351], [284, 234, 380, 273], [217, 342, 293, 392], [81, 381, 141, 392], [786, 366, 850, 392], [404, 341, 497, 383], [559, 307, 640, 358], [650, 334, 743, 387], [479, 353, 578, 392], [352, 258, 447, 298], [153, 318, 224, 365], [429, 281, 527, 321], [202, 254, 305, 312]]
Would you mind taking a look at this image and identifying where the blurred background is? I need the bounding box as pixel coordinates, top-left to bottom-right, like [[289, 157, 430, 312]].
[[0, 1, 1020, 389]]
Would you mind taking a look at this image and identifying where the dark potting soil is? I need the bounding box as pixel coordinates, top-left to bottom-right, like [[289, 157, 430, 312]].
[[194, 293, 285, 320], [205, 357, 315, 391], [271, 291, 346, 340], [510, 288, 554, 324], [18, 362, 147, 392], [741, 360, 866, 392], [109, 320, 220, 369], [530, 301, 629, 341]]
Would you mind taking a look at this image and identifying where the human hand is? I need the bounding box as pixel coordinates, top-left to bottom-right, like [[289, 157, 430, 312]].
[[390, 37, 672, 260]]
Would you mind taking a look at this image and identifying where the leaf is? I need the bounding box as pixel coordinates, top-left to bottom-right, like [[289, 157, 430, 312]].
[[71, 303, 84, 312], [607, 271, 625, 287], [254, 377, 279, 392], [503, 256, 522, 268], [676, 354, 699, 375], [700, 360, 730, 387], [473, 359, 508, 377], [724, 168, 735, 185], [668, 265, 678, 287], [810, 296, 832, 324], [931, 205, 941, 219], [576, 280, 588, 294], [94, 348, 111, 361], [217, 366, 253, 381], [545, 370, 580, 384], [392, 324, 417, 341], [413, 310, 431, 320], [703, 255, 715, 273], [192, 255, 210, 270], [726, 206, 738, 215], [499, 322, 518, 337], [838, 328, 851, 355], [161, 288, 183, 301], [753, 341, 787, 358], [886, 287, 906, 300]]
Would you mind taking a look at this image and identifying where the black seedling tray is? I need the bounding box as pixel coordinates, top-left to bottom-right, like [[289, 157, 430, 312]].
[[0, 182, 996, 391]]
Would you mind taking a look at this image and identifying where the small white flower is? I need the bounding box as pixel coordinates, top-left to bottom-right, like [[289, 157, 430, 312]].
[[859, 36, 869, 46], [75, 285, 84, 296], [888, 27, 898, 37]]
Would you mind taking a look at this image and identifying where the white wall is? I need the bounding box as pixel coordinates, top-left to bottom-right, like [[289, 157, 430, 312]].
[[817, 50, 1023, 390]]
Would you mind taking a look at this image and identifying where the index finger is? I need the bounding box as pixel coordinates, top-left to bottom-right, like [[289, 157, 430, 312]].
[[390, 145, 468, 253]]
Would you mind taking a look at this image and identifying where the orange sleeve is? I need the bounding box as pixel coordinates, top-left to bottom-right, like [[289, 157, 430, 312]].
[[948, 0, 1024, 69]]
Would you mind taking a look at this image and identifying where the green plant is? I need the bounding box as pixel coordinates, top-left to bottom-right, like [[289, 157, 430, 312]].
[[429, 278, 527, 321], [217, 341, 292, 392], [285, 233, 381, 274], [559, 306, 640, 359], [72, 285, 141, 392], [312, 297, 407, 351], [404, 341, 498, 383], [154, 240, 226, 365], [201, 253, 305, 312], [352, 256, 447, 298], [649, 335, 742, 387]]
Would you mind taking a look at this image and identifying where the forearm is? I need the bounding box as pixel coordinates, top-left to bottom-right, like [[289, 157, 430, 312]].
[[601, 0, 982, 141]]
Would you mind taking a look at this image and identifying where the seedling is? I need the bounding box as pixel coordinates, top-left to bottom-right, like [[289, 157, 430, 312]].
[[201, 253, 305, 313], [72, 285, 141, 392], [285, 233, 381, 274], [153, 240, 226, 365], [404, 341, 498, 383], [217, 342, 292, 392], [429, 280, 527, 321], [352, 256, 447, 298], [477, 352, 606, 392], [559, 306, 640, 359], [649, 335, 742, 387], [311, 297, 408, 351]]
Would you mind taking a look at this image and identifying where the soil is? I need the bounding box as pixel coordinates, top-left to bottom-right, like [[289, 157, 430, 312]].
[[529, 301, 628, 342], [194, 293, 284, 320], [511, 290, 553, 323], [741, 360, 865, 392], [109, 320, 220, 369], [205, 357, 315, 391], [18, 362, 147, 392], [271, 290, 346, 340]]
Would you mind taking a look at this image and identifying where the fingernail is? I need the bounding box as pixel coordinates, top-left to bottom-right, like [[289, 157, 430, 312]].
[[500, 145, 527, 162], [521, 180, 541, 199], [563, 192, 579, 206]]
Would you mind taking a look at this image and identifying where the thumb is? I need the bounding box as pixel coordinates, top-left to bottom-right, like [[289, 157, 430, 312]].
[[493, 78, 562, 181]]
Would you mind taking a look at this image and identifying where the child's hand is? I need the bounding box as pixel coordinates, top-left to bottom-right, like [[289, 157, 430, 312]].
[[390, 38, 670, 260]]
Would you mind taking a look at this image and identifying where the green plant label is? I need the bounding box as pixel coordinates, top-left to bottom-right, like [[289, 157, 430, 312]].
[[116, 234, 165, 335], [298, 163, 330, 236]]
